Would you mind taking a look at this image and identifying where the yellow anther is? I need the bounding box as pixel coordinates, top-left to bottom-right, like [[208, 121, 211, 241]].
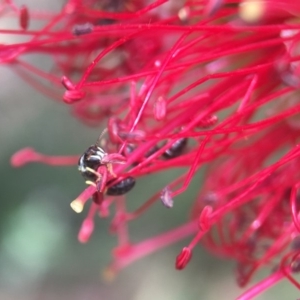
[[85, 180, 97, 187], [178, 7, 190, 22], [70, 199, 84, 213], [239, 0, 265, 23]]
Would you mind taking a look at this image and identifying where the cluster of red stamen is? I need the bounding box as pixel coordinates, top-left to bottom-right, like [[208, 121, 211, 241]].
[[4, 0, 300, 298]]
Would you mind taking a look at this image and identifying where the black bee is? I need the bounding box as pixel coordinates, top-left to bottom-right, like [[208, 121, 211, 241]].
[[106, 176, 136, 196], [123, 139, 187, 164], [78, 131, 126, 183], [162, 138, 188, 159], [78, 145, 107, 182]]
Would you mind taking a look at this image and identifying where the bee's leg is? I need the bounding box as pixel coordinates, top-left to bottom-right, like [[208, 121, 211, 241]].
[[107, 163, 117, 177], [85, 167, 101, 181], [96, 165, 108, 193]]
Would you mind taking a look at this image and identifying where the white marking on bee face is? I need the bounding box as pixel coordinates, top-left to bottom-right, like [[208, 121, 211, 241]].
[[78, 145, 108, 179], [78, 155, 86, 172], [95, 147, 106, 160]]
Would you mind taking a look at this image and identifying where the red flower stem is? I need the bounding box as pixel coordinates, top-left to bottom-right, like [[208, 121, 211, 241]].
[[83, 59, 272, 89], [113, 103, 202, 174], [78, 202, 97, 243], [171, 77, 255, 197], [5, 0, 18, 12], [80, 0, 168, 20], [92, 23, 300, 34], [87, 202, 98, 219], [132, 98, 290, 176], [213, 134, 298, 199], [11, 147, 79, 167], [36, 155, 79, 166], [166, 66, 270, 106], [188, 229, 208, 250], [0, 29, 62, 36], [10, 10, 67, 61], [242, 227, 292, 285], [239, 193, 283, 243], [82, 34, 292, 90], [112, 221, 198, 271], [290, 182, 300, 232], [211, 146, 300, 224], [1, 24, 300, 56], [129, 80, 138, 126], [76, 185, 96, 204], [237, 75, 258, 113], [172, 33, 210, 59], [140, 81, 288, 146], [126, 137, 192, 175], [76, 30, 149, 89], [280, 251, 300, 288], [133, 14, 223, 103], [236, 271, 284, 300], [127, 31, 190, 139]]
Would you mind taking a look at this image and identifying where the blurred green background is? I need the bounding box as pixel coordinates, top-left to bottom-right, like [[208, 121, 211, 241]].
[[0, 1, 299, 299]]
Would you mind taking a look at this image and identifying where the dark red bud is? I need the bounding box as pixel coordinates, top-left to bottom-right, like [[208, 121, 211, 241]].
[[176, 247, 192, 270]]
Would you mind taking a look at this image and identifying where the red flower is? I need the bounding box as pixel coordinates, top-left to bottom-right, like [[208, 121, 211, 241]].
[[5, 0, 300, 298]]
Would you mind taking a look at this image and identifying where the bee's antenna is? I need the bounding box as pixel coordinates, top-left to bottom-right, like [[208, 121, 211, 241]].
[[96, 128, 108, 146]]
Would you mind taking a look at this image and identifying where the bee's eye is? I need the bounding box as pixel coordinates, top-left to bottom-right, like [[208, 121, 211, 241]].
[[88, 155, 101, 162]]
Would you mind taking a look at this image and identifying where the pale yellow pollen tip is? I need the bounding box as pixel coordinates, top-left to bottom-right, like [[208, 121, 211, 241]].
[[178, 7, 190, 22], [85, 180, 97, 187], [70, 199, 84, 213], [239, 0, 265, 23]]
